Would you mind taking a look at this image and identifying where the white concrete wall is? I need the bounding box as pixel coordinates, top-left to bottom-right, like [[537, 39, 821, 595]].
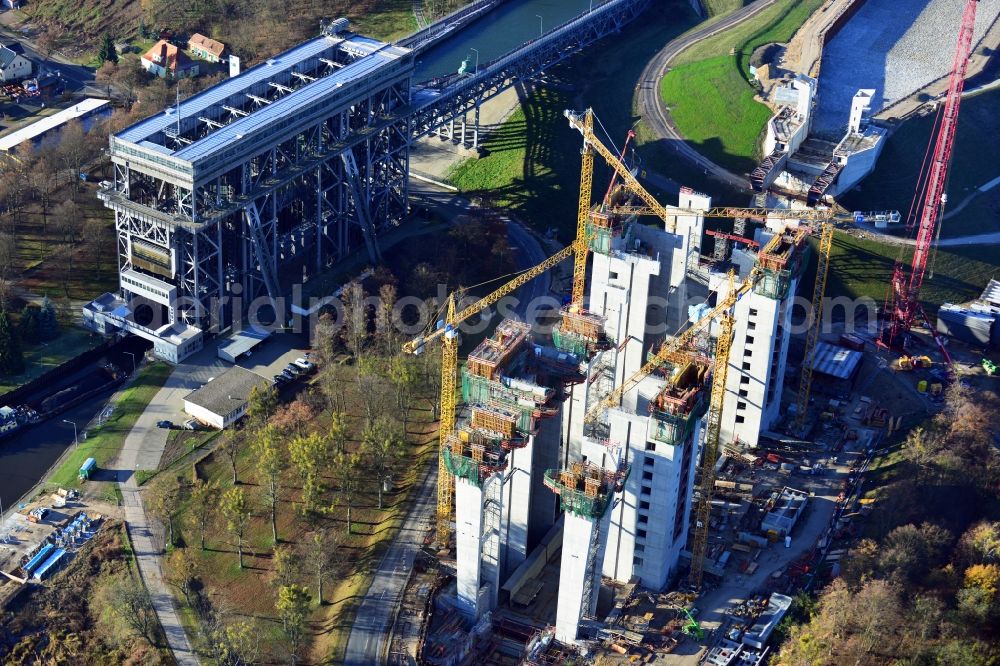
[[500, 435, 533, 577], [720, 273, 797, 448], [669, 190, 710, 287], [555, 511, 598, 643], [529, 410, 561, 548], [183, 400, 224, 430], [589, 250, 662, 413], [455, 479, 485, 618], [0, 54, 31, 82], [600, 407, 701, 589], [831, 131, 886, 196]]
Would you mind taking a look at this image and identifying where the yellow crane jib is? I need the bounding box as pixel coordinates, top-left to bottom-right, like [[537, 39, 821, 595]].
[[401, 241, 577, 544], [565, 109, 673, 231]]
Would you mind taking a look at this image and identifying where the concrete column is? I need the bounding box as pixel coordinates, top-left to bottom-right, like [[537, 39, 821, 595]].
[[530, 414, 561, 547], [455, 479, 485, 617], [473, 104, 481, 150], [456, 474, 503, 619], [555, 512, 598, 643], [501, 439, 534, 578]]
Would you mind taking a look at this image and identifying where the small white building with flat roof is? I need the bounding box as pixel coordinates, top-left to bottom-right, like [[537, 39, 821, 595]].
[[183, 366, 269, 429]]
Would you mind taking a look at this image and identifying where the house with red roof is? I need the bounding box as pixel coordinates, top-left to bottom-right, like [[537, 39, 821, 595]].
[[141, 39, 199, 79]]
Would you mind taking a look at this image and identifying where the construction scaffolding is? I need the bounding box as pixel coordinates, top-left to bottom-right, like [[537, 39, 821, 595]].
[[543, 460, 630, 520], [442, 430, 510, 488], [648, 362, 709, 446], [552, 305, 608, 357], [753, 230, 808, 300], [466, 320, 531, 380]]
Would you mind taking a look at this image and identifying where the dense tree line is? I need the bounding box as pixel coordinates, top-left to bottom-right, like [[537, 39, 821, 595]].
[[776, 385, 1000, 665]]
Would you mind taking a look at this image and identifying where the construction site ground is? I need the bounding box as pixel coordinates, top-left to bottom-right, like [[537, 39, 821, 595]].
[[0, 491, 118, 604]]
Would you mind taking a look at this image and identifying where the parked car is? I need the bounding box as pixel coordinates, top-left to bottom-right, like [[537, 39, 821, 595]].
[[293, 357, 315, 372], [183, 419, 203, 431], [273, 374, 288, 386], [280, 369, 297, 381], [285, 363, 302, 375], [156, 420, 174, 429]]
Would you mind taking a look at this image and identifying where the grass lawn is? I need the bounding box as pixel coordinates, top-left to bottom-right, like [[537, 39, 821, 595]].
[[352, 0, 418, 42], [446, 1, 708, 241], [155, 388, 440, 664], [703, 0, 744, 16], [43, 362, 172, 490], [660, 55, 773, 173], [821, 231, 999, 314], [841, 87, 1000, 239], [661, 0, 825, 172], [448, 86, 579, 239], [0, 328, 102, 395]]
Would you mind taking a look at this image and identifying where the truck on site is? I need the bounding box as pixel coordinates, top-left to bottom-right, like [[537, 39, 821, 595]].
[[78, 457, 97, 481]]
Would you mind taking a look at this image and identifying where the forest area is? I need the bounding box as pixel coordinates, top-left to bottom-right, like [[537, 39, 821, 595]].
[[774, 384, 1000, 665]]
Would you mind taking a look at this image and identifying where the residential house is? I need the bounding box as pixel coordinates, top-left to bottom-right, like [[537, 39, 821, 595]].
[[0, 45, 31, 82], [188, 33, 225, 63], [141, 39, 199, 79]]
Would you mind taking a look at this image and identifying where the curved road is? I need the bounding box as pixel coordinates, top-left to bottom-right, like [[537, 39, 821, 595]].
[[636, 0, 782, 190]]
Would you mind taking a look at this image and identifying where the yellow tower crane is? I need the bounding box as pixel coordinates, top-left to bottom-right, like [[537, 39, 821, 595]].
[[402, 243, 578, 544], [688, 304, 735, 589], [563, 110, 895, 432]]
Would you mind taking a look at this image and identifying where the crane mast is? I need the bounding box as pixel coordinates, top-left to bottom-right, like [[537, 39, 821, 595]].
[[688, 311, 735, 589], [403, 242, 577, 543], [882, 0, 978, 352]]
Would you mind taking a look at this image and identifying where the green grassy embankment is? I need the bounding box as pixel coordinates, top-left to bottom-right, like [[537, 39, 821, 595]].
[[447, 1, 704, 240], [660, 0, 825, 173], [44, 362, 172, 490], [841, 87, 1000, 239], [816, 231, 999, 314], [702, 0, 745, 16]]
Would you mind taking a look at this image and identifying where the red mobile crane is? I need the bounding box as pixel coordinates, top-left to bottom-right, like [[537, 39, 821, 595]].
[[880, 0, 979, 363]]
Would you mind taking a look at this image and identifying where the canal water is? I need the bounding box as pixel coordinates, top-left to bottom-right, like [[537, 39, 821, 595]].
[[415, 0, 595, 80], [0, 337, 151, 511]]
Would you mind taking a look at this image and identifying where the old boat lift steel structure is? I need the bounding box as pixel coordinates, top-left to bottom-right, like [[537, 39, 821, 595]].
[[98, 0, 648, 338]]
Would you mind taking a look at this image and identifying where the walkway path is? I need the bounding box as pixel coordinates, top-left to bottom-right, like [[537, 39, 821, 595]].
[[114, 365, 203, 666], [636, 0, 781, 191]]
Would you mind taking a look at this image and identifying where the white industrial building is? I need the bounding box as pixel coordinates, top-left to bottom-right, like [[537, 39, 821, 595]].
[[183, 366, 269, 429], [545, 189, 712, 643], [714, 226, 804, 449]]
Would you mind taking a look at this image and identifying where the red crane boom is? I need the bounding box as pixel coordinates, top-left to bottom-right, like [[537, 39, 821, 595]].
[[881, 0, 978, 359]]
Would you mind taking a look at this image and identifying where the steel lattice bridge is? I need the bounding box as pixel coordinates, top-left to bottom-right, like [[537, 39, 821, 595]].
[[410, 0, 649, 145], [93, 0, 647, 357]]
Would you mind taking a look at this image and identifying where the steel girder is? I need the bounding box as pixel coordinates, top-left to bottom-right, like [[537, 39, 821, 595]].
[[410, 0, 648, 137]]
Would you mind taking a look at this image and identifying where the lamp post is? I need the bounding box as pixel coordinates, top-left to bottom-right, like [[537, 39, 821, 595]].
[[63, 419, 78, 447], [536, 15, 543, 36], [470, 48, 479, 75], [124, 351, 137, 376]]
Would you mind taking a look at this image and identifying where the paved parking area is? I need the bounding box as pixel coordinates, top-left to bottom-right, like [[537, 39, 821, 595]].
[[123, 333, 309, 471]]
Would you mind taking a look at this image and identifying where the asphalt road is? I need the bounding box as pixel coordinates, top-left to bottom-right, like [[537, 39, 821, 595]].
[[0, 24, 103, 98], [635, 0, 781, 191], [343, 459, 437, 665]]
